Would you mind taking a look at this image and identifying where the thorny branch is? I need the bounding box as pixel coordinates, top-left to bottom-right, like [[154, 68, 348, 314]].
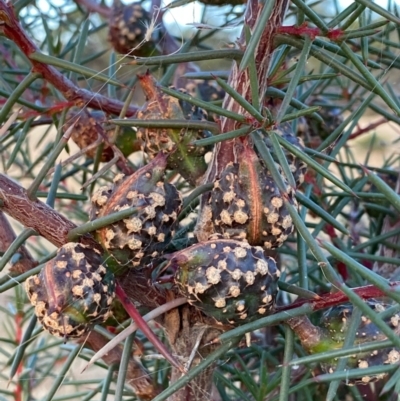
[[0, 0, 138, 116], [204, 0, 290, 188]]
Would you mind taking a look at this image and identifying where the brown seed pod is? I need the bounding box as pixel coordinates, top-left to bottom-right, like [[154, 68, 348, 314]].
[[66, 109, 114, 162], [170, 239, 280, 325], [108, 1, 157, 57], [66, 109, 140, 161], [25, 243, 115, 339], [200, 141, 297, 249], [91, 153, 182, 268], [136, 73, 211, 185]]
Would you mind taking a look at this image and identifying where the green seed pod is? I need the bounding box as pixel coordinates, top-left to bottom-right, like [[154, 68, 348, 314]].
[[202, 142, 297, 249], [137, 72, 211, 185], [25, 243, 115, 339], [91, 153, 182, 268], [319, 301, 400, 385], [108, 1, 157, 57], [171, 239, 280, 325]]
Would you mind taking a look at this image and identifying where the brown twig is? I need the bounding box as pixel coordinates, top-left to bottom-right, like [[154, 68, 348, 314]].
[[0, 1, 138, 117], [349, 117, 388, 140], [220, 0, 289, 133], [196, 0, 290, 241], [0, 174, 79, 248]]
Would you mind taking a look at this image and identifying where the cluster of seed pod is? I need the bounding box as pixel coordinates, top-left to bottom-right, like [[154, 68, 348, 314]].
[[30, 69, 310, 338], [171, 127, 304, 324], [25, 243, 115, 339], [25, 138, 184, 340]]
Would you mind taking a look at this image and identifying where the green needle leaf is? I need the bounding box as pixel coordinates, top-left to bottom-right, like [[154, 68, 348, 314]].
[[279, 325, 294, 401], [340, 42, 400, 115], [295, 192, 349, 235], [0, 72, 40, 124], [67, 206, 139, 241], [277, 135, 355, 194], [128, 49, 243, 66], [214, 76, 264, 122], [161, 86, 247, 123], [29, 52, 123, 87], [276, 36, 312, 124], [355, 0, 400, 25], [43, 345, 82, 401], [362, 167, 400, 214], [322, 241, 400, 304]]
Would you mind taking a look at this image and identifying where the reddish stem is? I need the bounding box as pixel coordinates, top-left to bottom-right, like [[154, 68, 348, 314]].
[[0, 1, 138, 116], [277, 23, 344, 41], [349, 117, 388, 140], [115, 283, 185, 373], [13, 313, 24, 401], [277, 282, 400, 314]]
